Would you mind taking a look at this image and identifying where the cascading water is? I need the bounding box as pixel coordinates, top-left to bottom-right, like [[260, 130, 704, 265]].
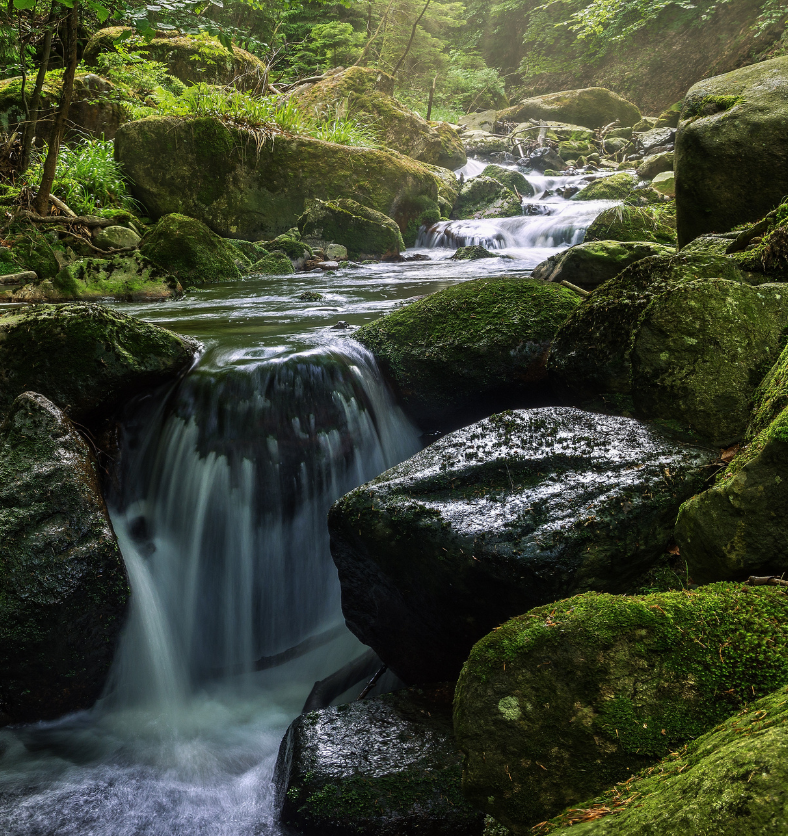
[[0, 158, 618, 834]]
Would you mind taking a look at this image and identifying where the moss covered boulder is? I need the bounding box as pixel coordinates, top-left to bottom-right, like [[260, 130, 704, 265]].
[[630, 279, 788, 446], [83, 27, 268, 92], [0, 392, 129, 723], [499, 88, 641, 130], [293, 67, 466, 169], [115, 116, 444, 240], [275, 684, 483, 836], [328, 407, 716, 684], [250, 251, 295, 275], [544, 684, 788, 835], [0, 304, 198, 424], [354, 278, 579, 428], [298, 199, 405, 260], [481, 166, 535, 197], [585, 203, 677, 245], [572, 173, 637, 201], [451, 245, 497, 260], [452, 177, 522, 220], [675, 56, 788, 247], [636, 151, 674, 181], [453, 584, 788, 833], [548, 252, 749, 403], [727, 201, 788, 282], [531, 240, 672, 289], [140, 213, 242, 285]]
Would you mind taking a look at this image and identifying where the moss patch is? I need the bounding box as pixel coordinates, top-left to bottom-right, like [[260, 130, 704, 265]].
[[585, 202, 677, 246]]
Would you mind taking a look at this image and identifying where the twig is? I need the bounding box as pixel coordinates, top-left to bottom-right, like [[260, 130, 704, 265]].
[[747, 576, 788, 588], [56, 228, 138, 256], [560, 280, 590, 297], [357, 664, 387, 700]]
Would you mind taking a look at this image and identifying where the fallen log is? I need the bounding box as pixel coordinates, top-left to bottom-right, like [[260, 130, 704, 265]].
[[0, 270, 36, 285]]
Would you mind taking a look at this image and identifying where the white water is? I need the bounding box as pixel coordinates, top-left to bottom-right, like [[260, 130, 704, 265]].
[[0, 158, 616, 835]]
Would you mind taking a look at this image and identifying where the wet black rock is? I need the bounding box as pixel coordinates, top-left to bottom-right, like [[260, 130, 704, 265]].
[[0, 392, 129, 723], [275, 684, 483, 836], [451, 245, 497, 260], [328, 407, 716, 684]]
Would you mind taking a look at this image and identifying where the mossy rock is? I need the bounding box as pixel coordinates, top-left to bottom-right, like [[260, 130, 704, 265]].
[[93, 225, 141, 250], [453, 584, 788, 833], [0, 303, 198, 424], [630, 279, 788, 446], [676, 405, 788, 583], [538, 685, 788, 835], [572, 172, 637, 201], [275, 684, 483, 836], [264, 233, 312, 264], [7, 225, 68, 280], [461, 131, 509, 158], [451, 245, 497, 260], [298, 198, 405, 260], [115, 116, 445, 241], [728, 202, 788, 282], [679, 235, 734, 257], [393, 193, 442, 247], [499, 87, 641, 130], [651, 171, 675, 196], [531, 240, 673, 289], [0, 392, 129, 723], [422, 163, 460, 216], [675, 56, 788, 247], [328, 407, 716, 684], [48, 252, 180, 301], [636, 151, 674, 180], [585, 202, 677, 245], [547, 252, 750, 402], [227, 238, 271, 263], [452, 177, 522, 220], [354, 278, 579, 427], [83, 27, 267, 92], [293, 67, 466, 169], [481, 165, 535, 198], [250, 251, 294, 275], [139, 213, 243, 285]]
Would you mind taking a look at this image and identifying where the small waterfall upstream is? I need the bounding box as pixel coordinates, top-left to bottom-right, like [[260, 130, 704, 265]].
[[0, 158, 619, 835]]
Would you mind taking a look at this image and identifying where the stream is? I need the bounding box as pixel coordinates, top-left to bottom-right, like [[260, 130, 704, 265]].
[[0, 168, 618, 835]]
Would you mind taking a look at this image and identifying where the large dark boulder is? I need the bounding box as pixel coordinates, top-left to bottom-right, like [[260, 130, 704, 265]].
[[275, 685, 483, 836], [328, 407, 716, 684], [115, 116, 446, 240], [499, 87, 640, 130], [353, 278, 580, 429], [0, 393, 129, 723], [675, 56, 788, 247], [543, 685, 788, 836], [0, 303, 199, 424], [453, 584, 788, 833]]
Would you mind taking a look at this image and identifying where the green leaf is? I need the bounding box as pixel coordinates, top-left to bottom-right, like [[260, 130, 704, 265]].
[[93, 3, 110, 21], [12, 0, 36, 9], [54, 0, 74, 7]]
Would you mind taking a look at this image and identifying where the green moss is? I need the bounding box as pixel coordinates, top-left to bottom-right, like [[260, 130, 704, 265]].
[[453, 176, 522, 220], [264, 233, 312, 262], [249, 251, 294, 275], [585, 202, 677, 245], [682, 94, 743, 121], [573, 173, 637, 201], [481, 165, 535, 198], [451, 245, 496, 260], [399, 194, 441, 247]]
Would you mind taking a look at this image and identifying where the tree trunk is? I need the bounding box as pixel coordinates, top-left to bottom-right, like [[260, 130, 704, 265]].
[[426, 73, 437, 121], [392, 0, 431, 77], [20, 13, 56, 174], [33, 0, 78, 215]]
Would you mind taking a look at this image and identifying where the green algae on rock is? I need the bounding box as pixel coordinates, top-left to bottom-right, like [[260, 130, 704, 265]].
[[0, 303, 199, 424], [499, 88, 641, 130], [452, 177, 522, 220], [585, 203, 677, 246], [353, 278, 579, 428], [531, 240, 672, 290], [298, 199, 405, 260], [675, 56, 788, 247], [115, 116, 445, 241], [276, 684, 483, 836], [453, 584, 788, 834], [630, 280, 788, 446], [140, 213, 242, 285], [541, 685, 788, 835], [328, 407, 716, 685], [547, 252, 749, 403], [0, 392, 129, 723]]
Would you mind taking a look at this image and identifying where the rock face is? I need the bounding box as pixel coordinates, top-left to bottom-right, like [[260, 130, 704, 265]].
[[115, 116, 444, 240], [139, 213, 243, 285], [675, 56, 788, 247], [453, 584, 788, 833], [292, 67, 466, 169], [499, 88, 641, 130], [328, 408, 716, 684], [675, 407, 788, 583], [0, 392, 129, 723], [298, 199, 405, 260], [275, 685, 483, 836], [532, 240, 673, 290], [585, 203, 677, 246], [353, 279, 579, 428], [546, 685, 788, 836], [548, 253, 749, 404], [630, 279, 788, 446], [452, 177, 522, 220], [0, 304, 199, 423], [83, 27, 268, 92]]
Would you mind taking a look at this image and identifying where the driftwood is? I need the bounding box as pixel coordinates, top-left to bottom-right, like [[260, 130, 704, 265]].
[[15, 210, 117, 228], [302, 649, 381, 713], [357, 664, 388, 700], [0, 270, 36, 285], [726, 210, 777, 254], [49, 194, 76, 217], [747, 576, 788, 588], [560, 280, 590, 297]]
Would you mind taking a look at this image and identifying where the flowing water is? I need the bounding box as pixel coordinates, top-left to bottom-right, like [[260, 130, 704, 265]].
[[0, 164, 619, 835]]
